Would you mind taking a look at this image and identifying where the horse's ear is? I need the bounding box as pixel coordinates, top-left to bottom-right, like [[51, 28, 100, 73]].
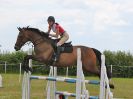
[[17, 27, 22, 31], [27, 26, 29, 28]]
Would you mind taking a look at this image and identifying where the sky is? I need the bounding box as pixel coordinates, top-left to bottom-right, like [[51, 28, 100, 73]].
[[0, 0, 133, 53]]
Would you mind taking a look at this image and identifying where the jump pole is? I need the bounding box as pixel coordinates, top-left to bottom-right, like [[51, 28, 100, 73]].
[[0, 74, 2, 88], [99, 55, 113, 99], [19, 63, 22, 83]]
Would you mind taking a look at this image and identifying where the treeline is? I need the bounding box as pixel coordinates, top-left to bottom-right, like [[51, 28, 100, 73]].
[[104, 50, 133, 66], [0, 50, 133, 78], [103, 50, 133, 78]]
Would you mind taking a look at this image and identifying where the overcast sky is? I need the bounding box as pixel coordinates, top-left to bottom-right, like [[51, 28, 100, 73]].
[[0, 0, 133, 53]]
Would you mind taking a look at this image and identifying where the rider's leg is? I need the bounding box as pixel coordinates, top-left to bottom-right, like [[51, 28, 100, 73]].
[[55, 32, 69, 61], [57, 32, 69, 46]]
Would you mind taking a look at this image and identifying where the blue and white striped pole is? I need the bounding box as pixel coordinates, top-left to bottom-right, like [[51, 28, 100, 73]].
[[30, 76, 100, 85]]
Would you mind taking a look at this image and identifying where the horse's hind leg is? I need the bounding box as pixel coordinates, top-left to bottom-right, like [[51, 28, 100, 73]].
[[83, 64, 114, 89], [82, 60, 100, 77]]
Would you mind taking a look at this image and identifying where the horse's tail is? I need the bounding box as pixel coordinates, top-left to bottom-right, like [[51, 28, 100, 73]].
[[92, 48, 102, 67], [92, 48, 112, 79], [92, 48, 114, 89]]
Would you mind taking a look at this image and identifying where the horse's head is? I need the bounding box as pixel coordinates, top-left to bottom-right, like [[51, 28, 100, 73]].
[[14, 27, 29, 51], [14, 27, 50, 51]]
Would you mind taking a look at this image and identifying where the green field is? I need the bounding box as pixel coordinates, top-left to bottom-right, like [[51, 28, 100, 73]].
[[0, 74, 133, 99]]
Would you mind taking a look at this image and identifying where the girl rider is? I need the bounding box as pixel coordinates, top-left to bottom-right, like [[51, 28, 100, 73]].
[[46, 16, 69, 61]]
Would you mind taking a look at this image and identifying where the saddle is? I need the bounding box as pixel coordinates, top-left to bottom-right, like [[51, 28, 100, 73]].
[[49, 39, 73, 63], [53, 39, 73, 53]]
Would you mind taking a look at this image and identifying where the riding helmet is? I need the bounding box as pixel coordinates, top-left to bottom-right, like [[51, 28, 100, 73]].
[[47, 16, 55, 23]]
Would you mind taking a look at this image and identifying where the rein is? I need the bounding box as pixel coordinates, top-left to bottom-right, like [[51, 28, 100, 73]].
[[33, 37, 45, 46]]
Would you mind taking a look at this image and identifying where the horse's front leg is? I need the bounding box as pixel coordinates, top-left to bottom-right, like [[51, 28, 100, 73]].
[[22, 55, 33, 72]]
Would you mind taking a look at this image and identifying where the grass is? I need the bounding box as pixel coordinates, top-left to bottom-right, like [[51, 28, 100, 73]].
[[0, 74, 133, 99]]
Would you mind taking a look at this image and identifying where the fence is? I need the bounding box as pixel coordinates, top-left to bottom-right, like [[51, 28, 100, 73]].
[[0, 62, 133, 78]]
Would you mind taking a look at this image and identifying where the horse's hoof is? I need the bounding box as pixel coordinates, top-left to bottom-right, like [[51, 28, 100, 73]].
[[23, 66, 29, 73], [24, 68, 29, 73], [105, 84, 114, 89], [29, 67, 33, 72], [109, 84, 115, 89]]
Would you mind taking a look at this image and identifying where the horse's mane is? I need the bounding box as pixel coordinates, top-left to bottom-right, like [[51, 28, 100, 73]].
[[23, 26, 49, 39], [21, 26, 59, 47]]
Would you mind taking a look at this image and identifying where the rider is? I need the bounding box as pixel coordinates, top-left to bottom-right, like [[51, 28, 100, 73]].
[[46, 16, 69, 61]]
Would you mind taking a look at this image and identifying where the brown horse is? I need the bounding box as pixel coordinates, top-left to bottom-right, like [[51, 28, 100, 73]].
[[14, 27, 114, 88]]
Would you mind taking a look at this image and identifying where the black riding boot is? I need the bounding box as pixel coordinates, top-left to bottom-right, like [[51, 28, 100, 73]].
[[54, 46, 61, 62]]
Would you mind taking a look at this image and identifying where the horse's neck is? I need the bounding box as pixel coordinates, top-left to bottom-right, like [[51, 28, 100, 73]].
[[28, 31, 53, 53], [28, 31, 43, 45]]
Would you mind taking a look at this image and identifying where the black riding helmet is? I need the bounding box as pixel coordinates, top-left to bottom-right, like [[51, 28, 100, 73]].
[[47, 16, 55, 23]]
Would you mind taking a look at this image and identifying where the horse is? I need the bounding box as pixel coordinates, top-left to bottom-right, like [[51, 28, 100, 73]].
[[14, 27, 114, 88]]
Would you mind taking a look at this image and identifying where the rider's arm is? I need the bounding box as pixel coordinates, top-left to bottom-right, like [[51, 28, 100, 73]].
[[49, 27, 59, 38], [47, 26, 51, 34]]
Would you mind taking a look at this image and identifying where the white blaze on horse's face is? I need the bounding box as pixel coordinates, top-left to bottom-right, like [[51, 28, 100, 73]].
[[14, 28, 28, 51]]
